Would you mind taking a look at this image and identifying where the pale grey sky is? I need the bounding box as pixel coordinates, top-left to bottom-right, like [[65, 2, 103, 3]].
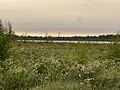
[[0, 0, 120, 36]]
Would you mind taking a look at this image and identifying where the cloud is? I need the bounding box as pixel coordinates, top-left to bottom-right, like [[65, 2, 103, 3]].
[[0, 0, 120, 35]]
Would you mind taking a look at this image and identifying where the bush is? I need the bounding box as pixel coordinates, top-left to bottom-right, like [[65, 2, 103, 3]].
[[107, 44, 120, 60], [0, 19, 12, 61]]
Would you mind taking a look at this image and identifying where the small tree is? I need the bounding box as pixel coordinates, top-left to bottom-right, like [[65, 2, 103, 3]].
[[0, 19, 12, 61]]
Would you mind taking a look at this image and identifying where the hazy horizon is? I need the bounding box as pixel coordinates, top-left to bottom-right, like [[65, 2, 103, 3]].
[[1, 0, 120, 36]]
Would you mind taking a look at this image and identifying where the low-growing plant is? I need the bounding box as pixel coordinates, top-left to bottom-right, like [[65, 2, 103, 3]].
[[107, 44, 120, 60], [0, 42, 120, 90]]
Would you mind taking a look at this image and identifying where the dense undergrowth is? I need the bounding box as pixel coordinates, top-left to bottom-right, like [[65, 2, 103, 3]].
[[0, 42, 120, 90]]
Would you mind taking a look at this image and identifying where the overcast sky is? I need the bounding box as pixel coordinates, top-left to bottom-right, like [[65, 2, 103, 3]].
[[0, 0, 120, 36]]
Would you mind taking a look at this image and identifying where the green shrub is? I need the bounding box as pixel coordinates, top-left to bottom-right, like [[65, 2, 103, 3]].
[[76, 45, 89, 64], [107, 44, 120, 60], [0, 19, 12, 61]]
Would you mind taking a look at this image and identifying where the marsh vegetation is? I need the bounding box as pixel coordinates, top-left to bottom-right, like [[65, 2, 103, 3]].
[[0, 42, 120, 90]]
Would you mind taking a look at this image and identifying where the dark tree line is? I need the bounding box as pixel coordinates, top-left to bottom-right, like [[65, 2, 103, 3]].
[[13, 34, 120, 42]]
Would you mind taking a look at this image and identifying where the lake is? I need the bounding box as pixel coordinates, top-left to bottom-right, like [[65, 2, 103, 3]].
[[16, 40, 119, 44]]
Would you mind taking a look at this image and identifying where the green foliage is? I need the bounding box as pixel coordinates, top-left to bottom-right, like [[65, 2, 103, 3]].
[[0, 19, 12, 61], [34, 63, 47, 74], [107, 44, 120, 60], [90, 59, 120, 90], [0, 35, 10, 61], [0, 43, 120, 90], [75, 45, 89, 64]]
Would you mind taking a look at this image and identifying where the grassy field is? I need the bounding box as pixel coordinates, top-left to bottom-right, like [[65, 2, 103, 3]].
[[0, 42, 120, 90]]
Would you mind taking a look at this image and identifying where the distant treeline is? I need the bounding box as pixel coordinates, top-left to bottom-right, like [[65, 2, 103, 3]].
[[12, 34, 120, 41]]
